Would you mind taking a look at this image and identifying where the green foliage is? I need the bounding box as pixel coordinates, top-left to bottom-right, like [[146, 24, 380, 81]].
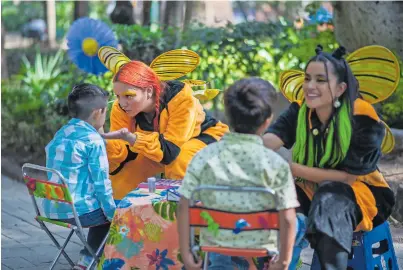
[[1, 50, 68, 157], [113, 24, 178, 64], [1, 49, 112, 161], [1, 1, 44, 32], [55, 2, 74, 40], [379, 64, 403, 129]]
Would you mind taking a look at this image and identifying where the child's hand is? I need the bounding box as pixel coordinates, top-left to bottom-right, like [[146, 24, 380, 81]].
[[101, 128, 136, 145], [268, 259, 289, 270], [181, 251, 202, 270]]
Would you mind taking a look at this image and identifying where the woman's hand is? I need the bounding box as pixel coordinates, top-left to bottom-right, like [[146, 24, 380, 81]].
[[101, 128, 137, 146]]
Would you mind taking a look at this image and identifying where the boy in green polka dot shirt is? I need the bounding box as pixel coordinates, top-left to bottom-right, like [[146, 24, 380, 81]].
[[178, 78, 305, 270]]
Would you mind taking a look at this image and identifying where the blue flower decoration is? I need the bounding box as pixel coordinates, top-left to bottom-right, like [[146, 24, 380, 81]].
[[102, 258, 125, 270], [67, 17, 117, 75], [309, 6, 332, 24]]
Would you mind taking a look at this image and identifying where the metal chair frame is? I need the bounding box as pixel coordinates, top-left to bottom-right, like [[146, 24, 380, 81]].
[[189, 185, 280, 270], [22, 163, 109, 270]]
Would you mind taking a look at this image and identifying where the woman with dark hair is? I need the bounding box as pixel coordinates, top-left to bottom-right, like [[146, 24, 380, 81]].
[[263, 45, 399, 269]]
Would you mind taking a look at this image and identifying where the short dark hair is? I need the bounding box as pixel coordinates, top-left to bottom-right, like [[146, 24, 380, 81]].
[[224, 77, 277, 134], [68, 83, 109, 119]]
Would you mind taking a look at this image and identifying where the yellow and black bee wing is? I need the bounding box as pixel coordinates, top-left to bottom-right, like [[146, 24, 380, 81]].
[[182, 79, 207, 86], [193, 89, 221, 101], [150, 49, 200, 81], [346, 45, 400, 104], [181, 79, 220, 101], [279, 70, 305, 103], [98, 46, 131, 74], [380, 121, 395, 155]]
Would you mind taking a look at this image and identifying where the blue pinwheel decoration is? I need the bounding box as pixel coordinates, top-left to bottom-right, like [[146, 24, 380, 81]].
[[66, 17, 118, 75]]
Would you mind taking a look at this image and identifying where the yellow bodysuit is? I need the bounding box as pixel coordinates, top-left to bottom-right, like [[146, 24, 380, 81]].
[[107, 81, 229, 199]]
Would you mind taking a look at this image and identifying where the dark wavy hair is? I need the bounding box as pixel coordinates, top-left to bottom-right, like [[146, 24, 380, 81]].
[[224, 77, 277, 134]]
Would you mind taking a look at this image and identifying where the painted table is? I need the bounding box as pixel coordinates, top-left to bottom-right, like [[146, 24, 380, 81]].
[[98, 188, 182, 270]]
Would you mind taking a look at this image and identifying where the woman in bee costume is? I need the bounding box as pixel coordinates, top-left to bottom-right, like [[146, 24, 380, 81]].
[[98, 47, 229, 200], [263, 45, 399, 269]]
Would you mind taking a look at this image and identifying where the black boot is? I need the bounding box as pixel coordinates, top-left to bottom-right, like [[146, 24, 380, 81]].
[[315, 232, 349, 270]]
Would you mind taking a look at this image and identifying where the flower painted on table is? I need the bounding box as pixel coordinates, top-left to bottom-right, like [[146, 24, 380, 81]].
[[115, 212, 145, 242], [102, 258, 125, 270], [147, 249, 175, 270], [119, 225, 129, 237]]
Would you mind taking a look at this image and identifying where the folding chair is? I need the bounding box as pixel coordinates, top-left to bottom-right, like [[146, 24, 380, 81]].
[[22, 163, 108, 270], [189, 185, 280, 270]]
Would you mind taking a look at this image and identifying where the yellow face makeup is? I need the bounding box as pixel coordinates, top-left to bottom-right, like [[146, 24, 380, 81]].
[[122, 89, 137, 97]]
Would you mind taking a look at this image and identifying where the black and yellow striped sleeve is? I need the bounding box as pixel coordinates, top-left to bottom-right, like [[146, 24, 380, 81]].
[[130, 84, 202, 164]]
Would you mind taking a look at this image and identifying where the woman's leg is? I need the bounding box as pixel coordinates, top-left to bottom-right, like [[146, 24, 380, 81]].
[[306, 181, 363, 270], [315, 233, 348, 270], [110, 154, 164, 199]]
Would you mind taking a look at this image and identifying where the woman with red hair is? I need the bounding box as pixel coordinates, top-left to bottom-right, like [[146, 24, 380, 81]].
[[99, 50, 229, 200]]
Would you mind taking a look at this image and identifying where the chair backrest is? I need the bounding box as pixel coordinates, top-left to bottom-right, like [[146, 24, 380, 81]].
[[21, 163, 83, 229], [188, 185, 279, 255]]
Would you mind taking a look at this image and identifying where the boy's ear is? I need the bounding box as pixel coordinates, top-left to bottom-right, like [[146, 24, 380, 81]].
[[91, 108, 102, 120], [263, 114, 274, 128], [257, 114, 274, 135]]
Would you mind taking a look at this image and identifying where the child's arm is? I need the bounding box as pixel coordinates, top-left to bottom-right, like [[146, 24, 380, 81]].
[[269, 158, 300, 269], [101, 128, 136, 146], [275, 208, 296, 269], [102, 101, 134, 174], [88, 140, 116, 221], [176, 152, 205, 270], [177, 197, 202, 270]]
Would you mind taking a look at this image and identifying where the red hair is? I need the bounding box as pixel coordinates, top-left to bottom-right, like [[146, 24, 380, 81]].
[[114, 61, 163, 131]]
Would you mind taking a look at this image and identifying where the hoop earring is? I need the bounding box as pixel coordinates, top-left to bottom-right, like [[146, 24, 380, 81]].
[[334, 98, 341, 108]]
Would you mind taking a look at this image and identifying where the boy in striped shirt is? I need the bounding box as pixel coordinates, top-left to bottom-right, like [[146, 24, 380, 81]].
[[45, 83, 116, 269]]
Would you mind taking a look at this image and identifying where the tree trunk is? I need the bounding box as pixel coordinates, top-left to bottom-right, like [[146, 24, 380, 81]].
[[184, 1, 206, 26], [391, 128, 403, 156], [332, 1, 403, 60], [74, 1, 89, 20], [142, 0, 152, 26], [1, 23, 8, 79], [46, 0, 57, 48], [163, 1, 185, 29], [110, 1, 135, 25]]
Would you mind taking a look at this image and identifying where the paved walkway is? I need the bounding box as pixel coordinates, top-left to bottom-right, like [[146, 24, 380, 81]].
[[2, 174, 403, 269]]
